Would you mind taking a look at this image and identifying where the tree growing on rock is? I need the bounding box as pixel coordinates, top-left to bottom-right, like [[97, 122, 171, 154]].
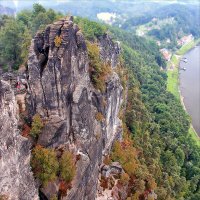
[[30, 114, 44, 139], [31, 145, 59, 186], [111, 140, 138, 176], [87, 41, 111, 92], [60, 151, 76, 183]]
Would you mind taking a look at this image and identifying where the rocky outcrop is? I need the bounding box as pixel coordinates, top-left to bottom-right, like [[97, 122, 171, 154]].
[[97, 162, 128, 200], [99, 34, 121, 68], [0, 80, 38, 200], [27, 16, 123, 199]]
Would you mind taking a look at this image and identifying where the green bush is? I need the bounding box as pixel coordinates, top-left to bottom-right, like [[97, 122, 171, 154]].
[[30, 114, 44, 138], [0, 4, 63, 71], [31, 146, 59, 186], [50, 195, 57, 200], [60, 151, 76, 183], [74, 17, 107, 40], [87, 41, 111, 92]]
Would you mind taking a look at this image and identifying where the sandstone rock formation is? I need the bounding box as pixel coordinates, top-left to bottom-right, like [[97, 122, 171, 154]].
[[27, 16, 123, 199], [0, 80, 38, 200], [0, 15, 123, 200]]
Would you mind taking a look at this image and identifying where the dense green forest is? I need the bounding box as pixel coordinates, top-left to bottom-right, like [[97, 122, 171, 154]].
[[110, 28, 200, 200], [0, 4, 200, 200], [0, 4, 63, 70]]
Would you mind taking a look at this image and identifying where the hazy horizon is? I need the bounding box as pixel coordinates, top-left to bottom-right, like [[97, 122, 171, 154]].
[[0, 0, 199, 10]]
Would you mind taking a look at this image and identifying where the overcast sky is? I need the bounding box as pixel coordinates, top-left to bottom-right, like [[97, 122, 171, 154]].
[[0, 0, 199, 9]]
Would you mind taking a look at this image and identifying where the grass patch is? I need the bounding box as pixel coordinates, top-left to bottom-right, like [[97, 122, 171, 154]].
[[167, 55, 180, 100], [171, 54, 179, 66]]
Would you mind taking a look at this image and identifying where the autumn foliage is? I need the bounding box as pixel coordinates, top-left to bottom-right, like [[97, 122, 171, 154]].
[[21, 123, 31, 137], [111, 130, 157, 199], [31, 146, 76, 189], [31, 145, 59, 186], [60, 151, 76, 183], [111, 140, 138, 177], [59, 181, 72, 197], [54, 35, 62, 47], [87, 41, 111, 92], [30, 114, 44, 139], [95, 112, 104, 122]]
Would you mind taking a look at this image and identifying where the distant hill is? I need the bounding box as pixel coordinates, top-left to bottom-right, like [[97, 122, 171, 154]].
[[120, 3, 200, 50], [0, 5, 15, 15]]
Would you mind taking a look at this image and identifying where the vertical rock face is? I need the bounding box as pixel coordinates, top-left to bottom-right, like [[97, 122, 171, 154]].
[[0, 80, 38, 200], [27, 16, 123, 200], [0, 16, 123, 200]]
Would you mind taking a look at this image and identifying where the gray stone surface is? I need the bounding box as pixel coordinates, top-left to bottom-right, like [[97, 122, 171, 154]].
[[27, 17, 123, 200], [0, 80, 38, 200]]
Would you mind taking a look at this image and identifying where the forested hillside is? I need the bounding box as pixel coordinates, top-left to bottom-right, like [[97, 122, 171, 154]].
[[75, 17, 200, 200], [111, 28, 200, 200], [121, 4, 200, 49], [0, 4, 200, 200]]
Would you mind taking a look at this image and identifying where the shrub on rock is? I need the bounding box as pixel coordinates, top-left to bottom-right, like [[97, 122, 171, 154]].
[[60, 151, 76, 183], [30, 114, 43, 138], [54, 35, 62, 47], [31, 145, 59, 186]]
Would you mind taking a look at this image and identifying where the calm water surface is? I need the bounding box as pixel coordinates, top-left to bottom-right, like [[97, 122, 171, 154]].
[[180, 45, 200, 135]]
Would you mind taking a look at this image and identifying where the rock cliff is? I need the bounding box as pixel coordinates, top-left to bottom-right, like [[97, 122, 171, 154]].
[[27, 16, 123, 199], [0, 80, 38, 200], [0, 16, 123, 200]]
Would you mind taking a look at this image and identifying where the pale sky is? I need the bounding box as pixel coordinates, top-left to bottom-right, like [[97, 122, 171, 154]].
[[0, 0, 199, 9]]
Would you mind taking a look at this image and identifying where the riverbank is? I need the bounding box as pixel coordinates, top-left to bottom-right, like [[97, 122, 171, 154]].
[[166, 38, 200, 145], [167, 54, 180, 100], [177, 38, 200, 55]]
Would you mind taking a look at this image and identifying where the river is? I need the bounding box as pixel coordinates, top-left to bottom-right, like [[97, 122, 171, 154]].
[[179, 45, 200, 135]]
